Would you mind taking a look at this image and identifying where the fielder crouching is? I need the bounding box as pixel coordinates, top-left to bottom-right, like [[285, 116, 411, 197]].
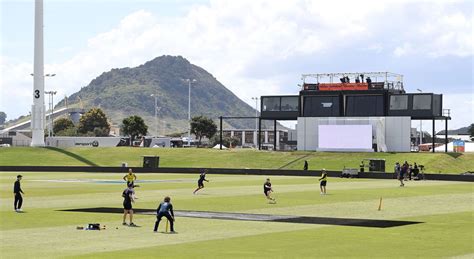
[[153, 196, 176, 233]]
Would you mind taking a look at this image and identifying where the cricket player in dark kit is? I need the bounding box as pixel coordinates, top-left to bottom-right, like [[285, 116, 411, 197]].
[[193, 169, 209, 194], [122, 185, 136, 226], [13, 175, 24, 212], [264, 178, 276, 203], [153, 196, 175, 233]]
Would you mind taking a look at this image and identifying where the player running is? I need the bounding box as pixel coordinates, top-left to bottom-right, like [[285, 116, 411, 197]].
[[193, 169, 209, 194], [264, 178, 276, 203], [319, 169, 328, 195], [122, 184, 136, 226], [398, 163, 406, 187], [123, 168, 137, 187], [153, 196, 176, 233]]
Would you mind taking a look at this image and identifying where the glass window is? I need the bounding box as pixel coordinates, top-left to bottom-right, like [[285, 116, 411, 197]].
[[280, 97, 299, 111], [413, 95, 431, 110], [346, 95, 384, 116], [267, 132, 275, 143], [262, 97, 280, 111], [245, 131, 255, 144], [389, 95, 408, 110], [303, 96, 339, 116], [232, 131, 242, 146], [432, 95, 441, 116]]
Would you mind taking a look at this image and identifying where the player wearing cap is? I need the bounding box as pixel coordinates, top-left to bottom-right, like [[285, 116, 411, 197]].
[[153, 196, 176, 233], [13, 175, 24, 212]]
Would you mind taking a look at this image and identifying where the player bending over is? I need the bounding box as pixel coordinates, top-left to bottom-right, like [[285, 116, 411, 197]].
[[264, 178, 276, 203], [319, 169, 328, 195], [153, 196, 176, 233], [193, 169, 209, 194], [122, 184, 136, 226]]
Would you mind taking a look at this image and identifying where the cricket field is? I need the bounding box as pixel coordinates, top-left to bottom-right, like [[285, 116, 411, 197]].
[[0, 171, 472, 258]]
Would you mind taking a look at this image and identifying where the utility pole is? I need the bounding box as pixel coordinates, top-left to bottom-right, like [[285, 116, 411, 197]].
[[45, 90, 57, 137], [150, 94, 158, 136], [417, 89, 423, 146], [31, 71, 56, 139], [185, 79, 196, 146], [251, 97, 259, 147]]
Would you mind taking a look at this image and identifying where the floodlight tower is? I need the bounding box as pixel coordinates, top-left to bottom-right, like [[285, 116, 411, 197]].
[[31, 0, 45, 147]]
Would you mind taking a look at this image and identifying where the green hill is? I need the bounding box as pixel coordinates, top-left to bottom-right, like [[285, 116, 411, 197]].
[[55, 55, 267, 135], [437, 125, 472, 135], [1, 147, 473, 174]]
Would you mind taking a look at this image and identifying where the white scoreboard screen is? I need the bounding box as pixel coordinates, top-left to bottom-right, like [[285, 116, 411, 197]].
[[318, 125, 372, 150]]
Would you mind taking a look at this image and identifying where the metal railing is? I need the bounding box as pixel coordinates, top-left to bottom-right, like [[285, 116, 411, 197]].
[[301, 72, 404, 91], [442, 109, 451, 117]]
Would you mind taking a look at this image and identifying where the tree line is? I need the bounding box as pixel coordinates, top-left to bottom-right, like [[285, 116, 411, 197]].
[[52, 108, 229, 146]]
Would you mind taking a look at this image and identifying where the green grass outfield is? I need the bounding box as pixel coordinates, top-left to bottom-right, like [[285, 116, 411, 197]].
[[1, 147, 473, 173], [0, 172, 472, 258]]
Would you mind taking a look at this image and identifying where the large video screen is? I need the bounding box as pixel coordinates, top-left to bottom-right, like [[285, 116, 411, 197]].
[[319, 125, 372, 150]]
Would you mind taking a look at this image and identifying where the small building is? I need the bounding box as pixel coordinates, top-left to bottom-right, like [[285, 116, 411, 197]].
[[0, 131, 32, 146], [258, 72, 450, 152], [221, 129, 293, 150]]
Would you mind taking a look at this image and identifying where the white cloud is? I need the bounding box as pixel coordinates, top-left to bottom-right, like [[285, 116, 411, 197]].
[[0, 57, 35, 119], [1, 0, 472, 129], [58, 46, 73, 53], [393, 43, 413, 57], [391, 3, 473, 58], [439, 93, 474, 129]]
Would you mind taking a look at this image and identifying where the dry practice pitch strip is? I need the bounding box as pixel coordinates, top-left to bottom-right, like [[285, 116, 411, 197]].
[[61, 207, 422, 228]]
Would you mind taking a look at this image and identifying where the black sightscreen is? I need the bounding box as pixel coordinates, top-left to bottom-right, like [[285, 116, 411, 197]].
[[346, 95, 384, 116], [303, 96, 340, 116]]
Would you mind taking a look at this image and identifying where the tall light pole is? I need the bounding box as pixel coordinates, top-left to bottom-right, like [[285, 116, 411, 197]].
[[186, 79, 196, 146], [251, 97, 259, 147], [45, 90, 57, 137], [150, 94, 158, 136], [31, 0, 45, 147], [417, 89, 423, 145]]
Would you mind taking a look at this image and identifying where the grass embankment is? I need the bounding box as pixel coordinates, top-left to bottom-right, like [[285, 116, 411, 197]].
[[0, 147, 473, 173]]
